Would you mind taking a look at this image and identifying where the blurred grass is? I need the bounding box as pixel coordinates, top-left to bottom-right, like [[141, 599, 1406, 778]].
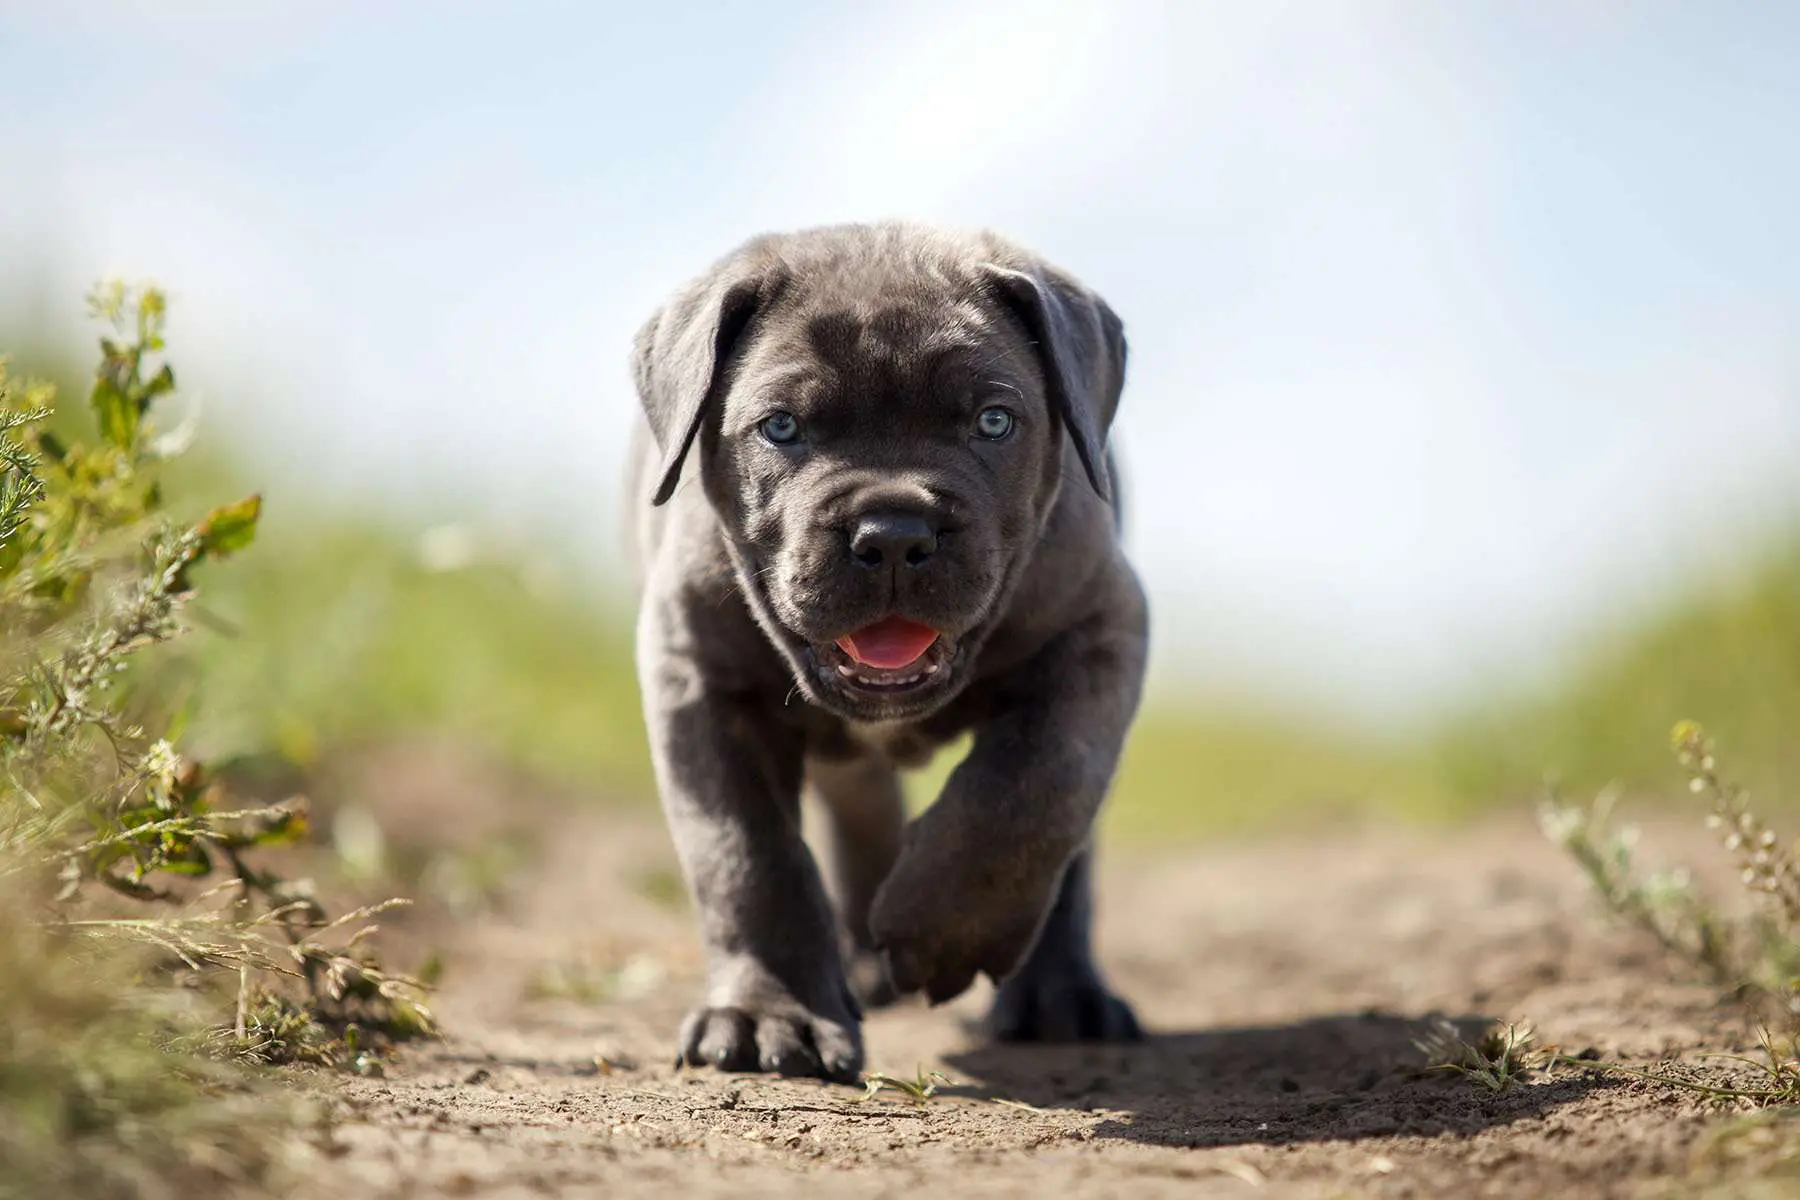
[[163, 464, 1800, 843], [157, 466, 1438, 841], [167, 502, 649, 797], [1117, 527, 1800, 837], [7, 330, 650, 796], [0, 902, 301, 1200], [1107, 709, 1443, 841], [1431, 534, 1800, 815], [12, 338, 1799, 843], [157, 498, 1800, 844]]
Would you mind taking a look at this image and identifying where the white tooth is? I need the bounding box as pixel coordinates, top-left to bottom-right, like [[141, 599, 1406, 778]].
[[836, 665, 855, 677], [925, 663, 941, 675]]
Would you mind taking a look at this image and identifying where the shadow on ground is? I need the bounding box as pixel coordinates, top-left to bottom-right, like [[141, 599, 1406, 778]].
[[943, 1010, 1603, 1149]]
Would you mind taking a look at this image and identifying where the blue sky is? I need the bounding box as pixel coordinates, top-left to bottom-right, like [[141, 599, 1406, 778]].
[[2, 1, 1797, 724]]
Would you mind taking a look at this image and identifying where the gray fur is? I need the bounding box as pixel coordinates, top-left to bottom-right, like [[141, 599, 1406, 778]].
[[627, 221, 1149, 1081]]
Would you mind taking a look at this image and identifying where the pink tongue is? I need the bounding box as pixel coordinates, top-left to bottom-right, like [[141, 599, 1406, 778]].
[[836, 617, 939, 670]]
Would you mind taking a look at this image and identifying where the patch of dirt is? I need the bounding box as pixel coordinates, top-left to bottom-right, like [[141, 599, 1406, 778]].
[[297, 781, 1778, 1199]]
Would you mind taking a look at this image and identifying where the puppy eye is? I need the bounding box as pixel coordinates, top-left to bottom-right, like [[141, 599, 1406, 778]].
[[760, 412, 802, 445], [974, 406, 1015, 441]]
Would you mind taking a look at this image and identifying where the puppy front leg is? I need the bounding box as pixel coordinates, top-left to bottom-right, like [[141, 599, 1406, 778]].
[[641, 646, 862, 1081], [869, 584, 1148, 1006], [985, 846, 1142, 1042]]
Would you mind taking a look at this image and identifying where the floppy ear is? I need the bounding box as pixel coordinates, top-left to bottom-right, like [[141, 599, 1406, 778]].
[[983, 263, 1127, 503], [632, 260, 783, 506]]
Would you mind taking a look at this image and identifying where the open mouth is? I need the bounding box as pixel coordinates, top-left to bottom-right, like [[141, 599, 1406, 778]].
[[815, 616, 955, 695]]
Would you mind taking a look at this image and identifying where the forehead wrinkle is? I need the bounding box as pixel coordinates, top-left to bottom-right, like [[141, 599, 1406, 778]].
[[772, 295, 1046, 438], [800, 304, 1005, 392]]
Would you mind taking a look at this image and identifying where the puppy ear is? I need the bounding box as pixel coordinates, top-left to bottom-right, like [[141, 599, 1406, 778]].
[[984, 263, 1127, 503], [632, 259, 783, 506]]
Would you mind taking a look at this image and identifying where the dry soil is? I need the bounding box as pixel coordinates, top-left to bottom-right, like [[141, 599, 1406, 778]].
[[292, 747, 1793, 1199]]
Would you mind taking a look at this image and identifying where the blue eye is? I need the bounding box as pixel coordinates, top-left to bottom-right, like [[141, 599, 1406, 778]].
[[760, 412, 801, 445], [975, 407, 1015, 440]]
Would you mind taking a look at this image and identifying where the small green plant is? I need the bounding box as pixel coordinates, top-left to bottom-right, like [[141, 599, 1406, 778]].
[[1550, 1030, 1800, 1107], [1541, 722, 1800, 1027], [1539, 721, 1800, 1108], [860, 1066, 954, 1104], [1538, 784, 1738, 988], [1, 286, 433, 1057], [0, 286, 433, 1195], [1414, 1018, 1553, 1093]]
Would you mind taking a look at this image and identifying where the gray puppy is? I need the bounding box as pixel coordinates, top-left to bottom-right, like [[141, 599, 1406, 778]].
[[627, 222, 1149, 1082]]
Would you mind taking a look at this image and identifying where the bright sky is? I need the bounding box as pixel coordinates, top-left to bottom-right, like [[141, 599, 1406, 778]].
[[2, 1, 1797, 725]]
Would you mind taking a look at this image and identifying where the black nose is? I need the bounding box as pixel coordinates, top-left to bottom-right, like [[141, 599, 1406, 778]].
[[848, 512, 939, 569]]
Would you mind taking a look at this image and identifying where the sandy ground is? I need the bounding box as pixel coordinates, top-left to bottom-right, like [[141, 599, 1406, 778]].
[[290, 747, 1794, 1199]]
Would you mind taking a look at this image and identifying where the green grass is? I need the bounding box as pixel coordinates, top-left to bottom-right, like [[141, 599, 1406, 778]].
[[173, 531, 1452, 845], [158, 491, 1438, 841], [166, 511, 648, 796], [2, 311, 300, 1200], [144, 455, 1800, 843], [0, 340, 645, 802], [1432, 532, 1800, 814], [1105, 707, 1439, 840], [2, 293, 439, 1199], [125, 438, 1423, 840]]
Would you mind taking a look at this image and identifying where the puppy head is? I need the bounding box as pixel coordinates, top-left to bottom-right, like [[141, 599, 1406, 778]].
[[633, 223, 1126, 720]]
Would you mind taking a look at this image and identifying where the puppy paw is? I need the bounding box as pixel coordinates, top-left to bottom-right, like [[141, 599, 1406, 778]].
[[675, 962, 863, 1081], [678, 1006, 863, 1080], [986, 965, 1141, 1043], [871, 894, 1046, 1005], [869, 852, 1057, 1005]]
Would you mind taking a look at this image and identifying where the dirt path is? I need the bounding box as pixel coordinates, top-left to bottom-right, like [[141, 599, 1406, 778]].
[[297, 767, 1776, 1199]]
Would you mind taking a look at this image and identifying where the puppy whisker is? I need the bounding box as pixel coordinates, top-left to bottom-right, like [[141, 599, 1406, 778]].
[[968, 342, 1020, 377]]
